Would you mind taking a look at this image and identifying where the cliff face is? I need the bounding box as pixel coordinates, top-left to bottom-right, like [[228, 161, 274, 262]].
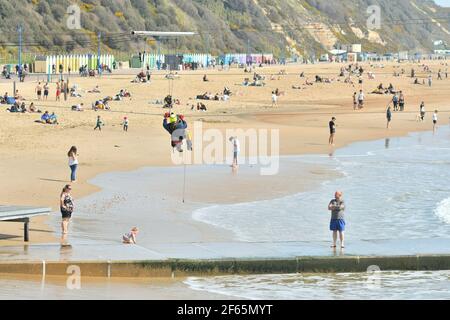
[[1, 0, 449, 56]]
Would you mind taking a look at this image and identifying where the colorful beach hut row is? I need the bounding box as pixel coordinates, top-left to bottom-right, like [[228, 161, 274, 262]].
[[219, 53, 274, 65], [39, 54, 115, 74], [182, 53, 212, 66], [132, 53, 212, 69], [139, 53, 166, 69]]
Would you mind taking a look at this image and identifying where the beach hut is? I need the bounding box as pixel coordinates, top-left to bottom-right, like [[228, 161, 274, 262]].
[[33, 55, 47, 73]]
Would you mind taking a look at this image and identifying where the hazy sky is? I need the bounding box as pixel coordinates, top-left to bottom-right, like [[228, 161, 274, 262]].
[[435, 0, 450, 7]]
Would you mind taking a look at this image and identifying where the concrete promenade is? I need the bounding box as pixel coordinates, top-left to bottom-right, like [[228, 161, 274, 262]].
[[1, 238, 450, 277]]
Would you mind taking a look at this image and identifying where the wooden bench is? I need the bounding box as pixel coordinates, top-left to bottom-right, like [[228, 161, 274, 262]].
[[0, 206, 51, 242]]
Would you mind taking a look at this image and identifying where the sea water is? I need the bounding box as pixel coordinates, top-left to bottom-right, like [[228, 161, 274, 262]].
[[185, 127, 450, 299], [193, 127, 450, 242], [48, 127, 450, 299], [185, 271, 450, 300]]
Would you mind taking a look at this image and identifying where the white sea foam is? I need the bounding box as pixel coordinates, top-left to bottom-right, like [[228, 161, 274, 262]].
[[435, 198, 450, 224]]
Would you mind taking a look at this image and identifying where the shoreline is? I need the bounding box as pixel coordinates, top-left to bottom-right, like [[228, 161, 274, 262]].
[[1, 115, 447, 247], [0, 62, 449, 245]]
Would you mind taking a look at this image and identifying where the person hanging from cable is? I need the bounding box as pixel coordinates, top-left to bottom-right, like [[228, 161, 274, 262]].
[[163, 113, 191, 153]]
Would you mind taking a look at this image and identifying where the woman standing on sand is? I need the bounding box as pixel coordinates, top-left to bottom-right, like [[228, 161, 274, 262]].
[[68, 146, 79, 183], [60, 185, 74, 235]]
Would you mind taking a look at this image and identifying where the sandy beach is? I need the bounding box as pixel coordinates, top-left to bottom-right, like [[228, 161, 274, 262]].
[[0, 61, 449, 245]]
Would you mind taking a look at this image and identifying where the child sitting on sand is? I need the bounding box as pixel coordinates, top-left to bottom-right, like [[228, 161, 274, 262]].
[[122, 227, 139, 244]]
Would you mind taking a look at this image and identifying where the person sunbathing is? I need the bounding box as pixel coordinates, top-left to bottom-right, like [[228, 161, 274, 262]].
[[72, 103, 84, 111], [28, 102, 41, 113], [6, 103, 21, 113], [38, 111, 51, 123], [70, 87, 82, 98], [2, 68, 11, 79], [388, 83, 395, 94], [88, 86, 101, 93], [197, 102, 207, 111], [48, 112, 59, 124]]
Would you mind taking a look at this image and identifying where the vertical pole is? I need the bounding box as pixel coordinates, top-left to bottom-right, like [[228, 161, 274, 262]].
[[206, 34, 210, 68], [24, 219, 29, 242], [247, 38, 250, 66], [97, 32, 102, 76], [182, 163, 187, 203], [18, 25, 23, 67], [157, 38, 161, 70]]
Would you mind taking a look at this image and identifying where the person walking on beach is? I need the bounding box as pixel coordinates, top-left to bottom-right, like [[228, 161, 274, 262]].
[[386, 106, 392, 129], [122, 116, 129, 132], [229, 136, 240, 167], [420, 102, 426, 122], [352, 92, 357, 110], [328, 191, 346, 249], [433, 110, 438, 132], [329, 117, 336, 145], [60, 185, 74, 235], [68, 146, 78, 183], [428, 74, 432, 87], [94, 115, 103, 131]]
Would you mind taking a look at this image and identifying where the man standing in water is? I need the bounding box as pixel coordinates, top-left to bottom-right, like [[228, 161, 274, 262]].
[[229, 136, 240, 168], [433, 110, 438, 133], [329, 117, 336, 145], [328, 191, 346, 249]]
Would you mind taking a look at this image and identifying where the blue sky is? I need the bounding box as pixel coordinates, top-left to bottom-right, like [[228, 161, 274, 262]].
[[435, 0, 450, 7]]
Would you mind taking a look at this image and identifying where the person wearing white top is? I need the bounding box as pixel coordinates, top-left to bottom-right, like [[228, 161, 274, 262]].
[[229, 137, 240, 167], [68, 146, 79, 183], [358, 90, 365, 108], [271, 92, 278, 107]]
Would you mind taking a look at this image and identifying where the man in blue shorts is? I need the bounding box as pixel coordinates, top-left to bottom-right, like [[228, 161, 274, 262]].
[[328, 191, 346, 249]]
